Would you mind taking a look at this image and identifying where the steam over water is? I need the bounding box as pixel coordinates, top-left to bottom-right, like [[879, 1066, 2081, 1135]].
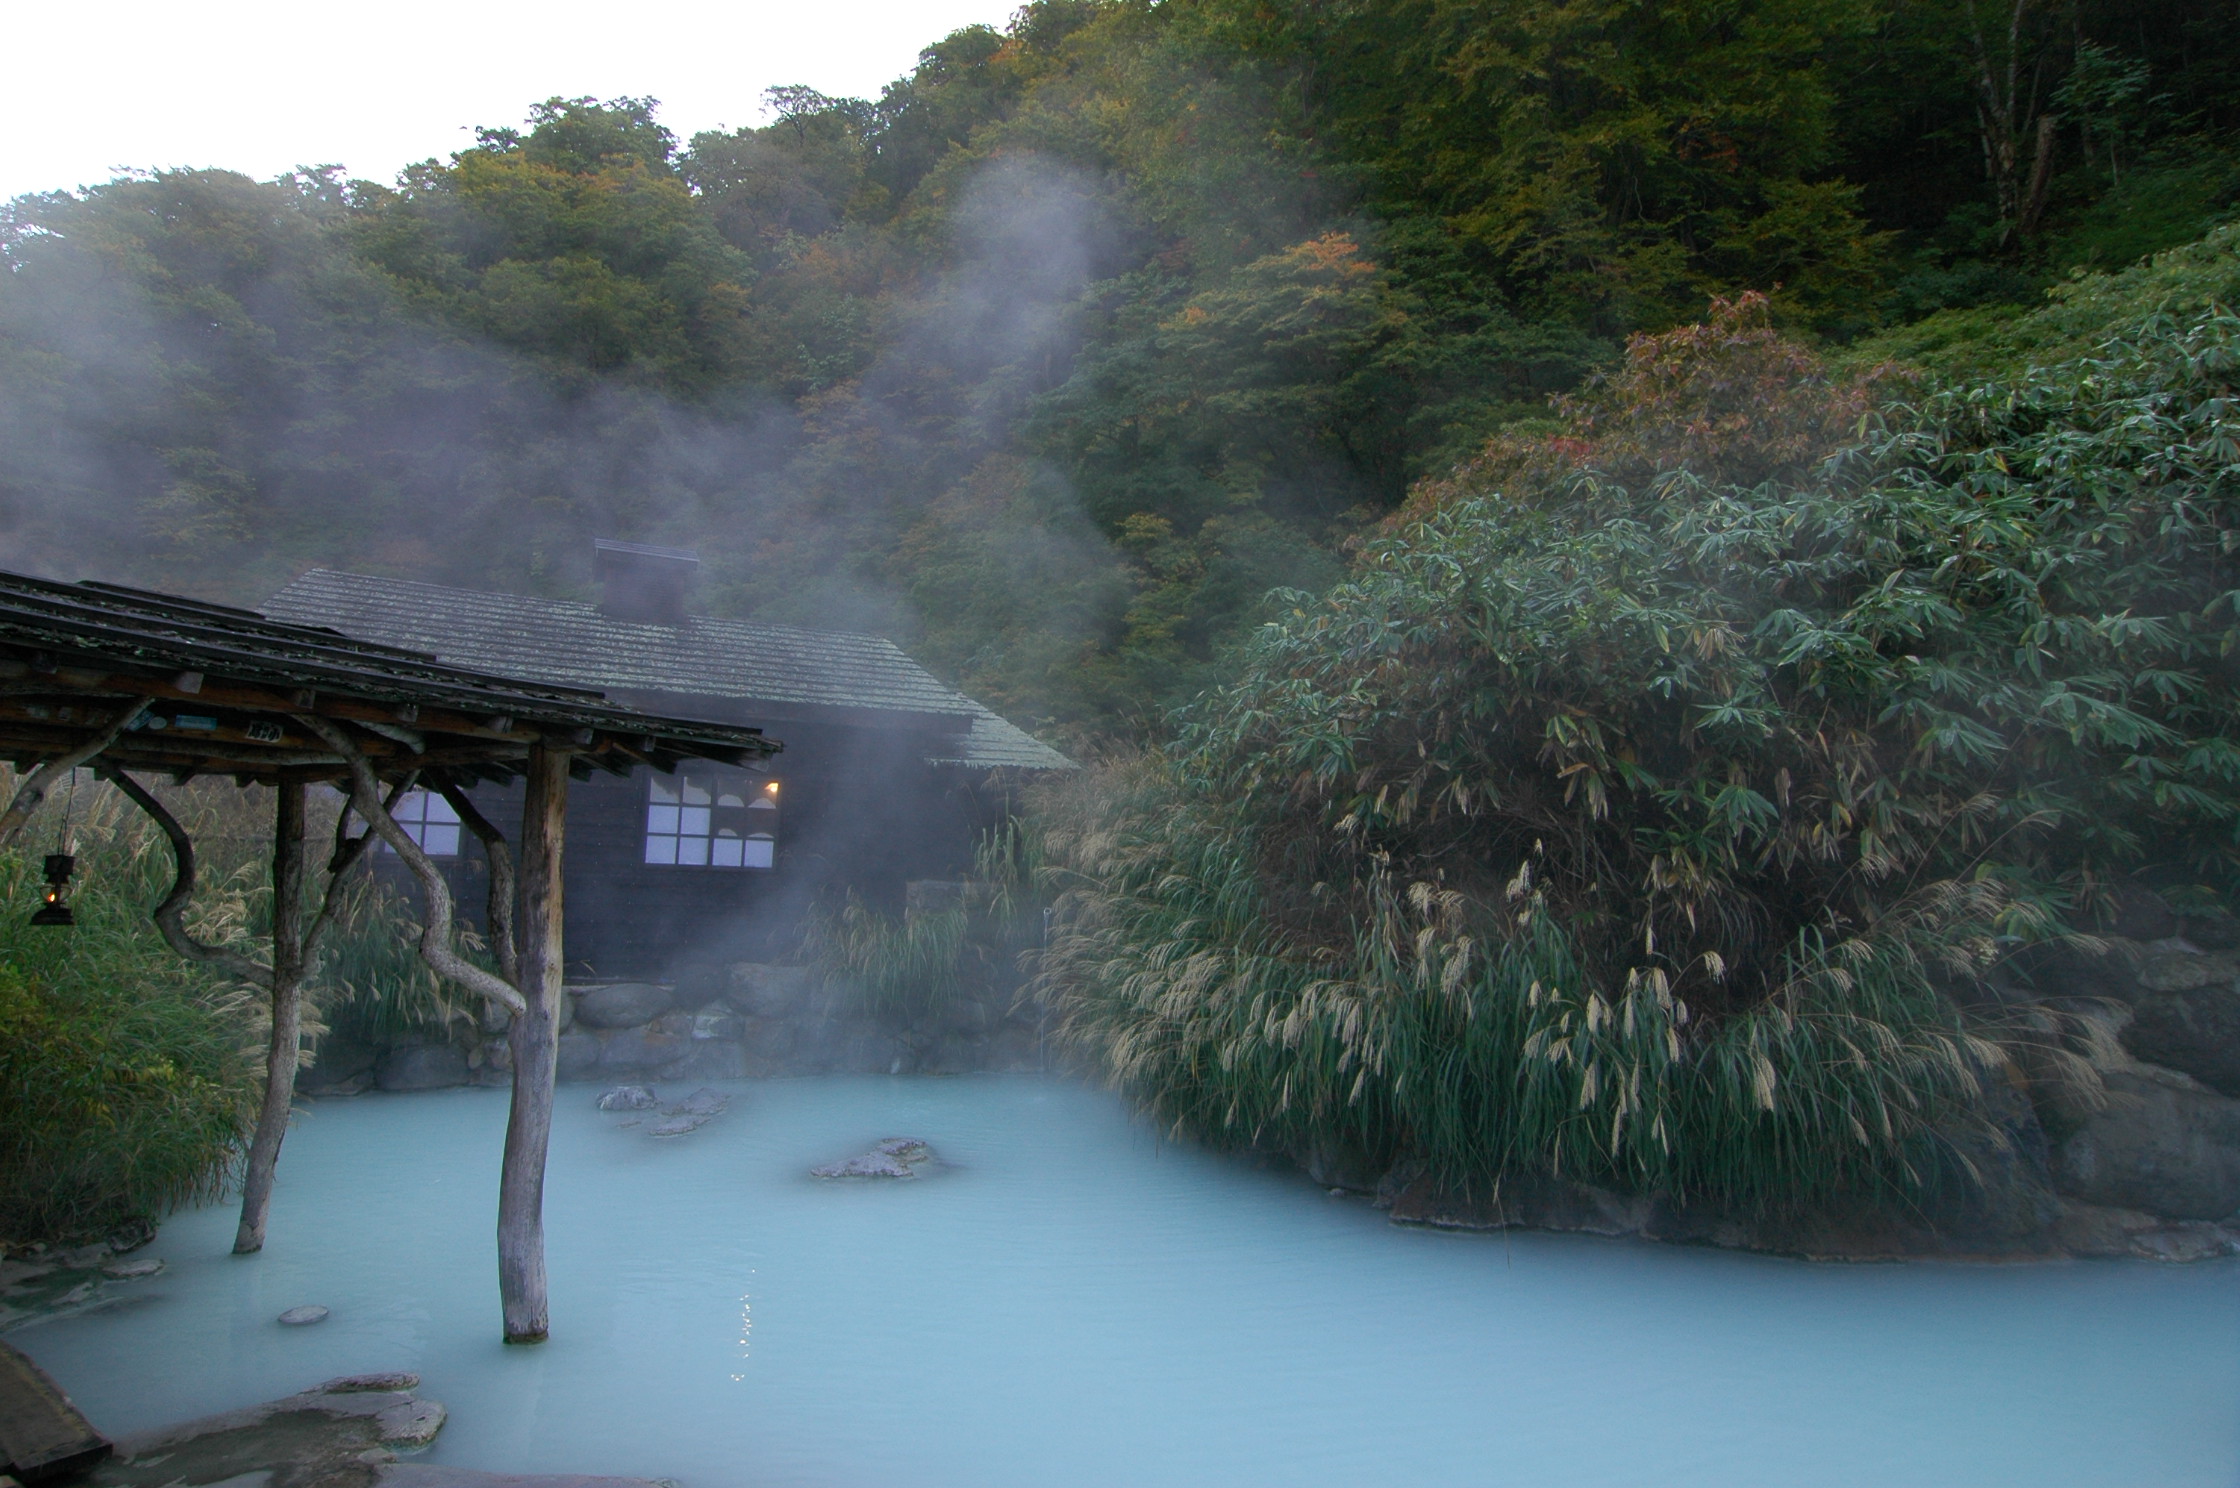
[[22, 1077, 2240, 1486]]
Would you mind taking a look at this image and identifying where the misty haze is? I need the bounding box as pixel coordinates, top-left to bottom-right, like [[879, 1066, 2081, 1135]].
[[4, 3, 2240, 1486]]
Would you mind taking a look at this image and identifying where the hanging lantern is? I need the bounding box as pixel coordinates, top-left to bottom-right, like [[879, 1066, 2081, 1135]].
[[30, 853, 75, 927]]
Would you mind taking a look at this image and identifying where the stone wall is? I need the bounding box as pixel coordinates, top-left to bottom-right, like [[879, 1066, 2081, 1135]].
[[298, 961, 1047, 1097]]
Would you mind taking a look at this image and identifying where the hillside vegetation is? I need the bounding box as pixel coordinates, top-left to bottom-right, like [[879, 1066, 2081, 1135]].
[[2, 0, 2233, 736], [1036, 231, 2240, 1214]]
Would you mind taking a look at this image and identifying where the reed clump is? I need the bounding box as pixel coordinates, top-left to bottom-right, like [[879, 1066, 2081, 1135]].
[[1036, 299, 2240, 1216], [0, 778, 260, 1243]]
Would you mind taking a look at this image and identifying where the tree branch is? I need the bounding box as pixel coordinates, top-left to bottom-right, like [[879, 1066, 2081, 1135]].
[[0, 697, 154, 847], [293, 715, 525, 1016], [437, 779, 520, 987], [104, 768, 275, 990], [301, 770, 418, 964]]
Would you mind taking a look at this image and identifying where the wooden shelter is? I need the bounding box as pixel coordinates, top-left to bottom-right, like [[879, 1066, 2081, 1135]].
[[0, 570, 779, 1342]]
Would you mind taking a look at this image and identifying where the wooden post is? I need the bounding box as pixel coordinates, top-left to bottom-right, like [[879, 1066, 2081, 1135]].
[[234, 778, 306, 1255], [499, 743, 569, 1343]]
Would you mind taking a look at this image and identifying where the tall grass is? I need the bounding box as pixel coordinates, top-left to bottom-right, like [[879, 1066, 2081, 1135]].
[[1038, 767, 2006, 1213], [805, 820, 1049, 1020], [0, 775, 260, 1242]]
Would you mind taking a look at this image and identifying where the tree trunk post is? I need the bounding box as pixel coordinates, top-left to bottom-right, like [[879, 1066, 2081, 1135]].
[[235, 777, 307, 1255], [500, 743, 570, 1343]]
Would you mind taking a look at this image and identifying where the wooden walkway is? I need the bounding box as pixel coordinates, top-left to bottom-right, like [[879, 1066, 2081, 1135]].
[[0, 1340, 109, 1483]]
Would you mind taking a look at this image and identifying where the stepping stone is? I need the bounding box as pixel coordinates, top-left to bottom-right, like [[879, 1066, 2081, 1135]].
[[278, 1306, 330, 1326]]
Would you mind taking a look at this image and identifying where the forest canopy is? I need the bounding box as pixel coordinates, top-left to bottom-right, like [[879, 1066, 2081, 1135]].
[[1, 0, 2234, 738]]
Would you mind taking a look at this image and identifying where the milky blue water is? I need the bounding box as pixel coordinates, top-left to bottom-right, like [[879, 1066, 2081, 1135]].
[[18, 1076, 2240, 1487]]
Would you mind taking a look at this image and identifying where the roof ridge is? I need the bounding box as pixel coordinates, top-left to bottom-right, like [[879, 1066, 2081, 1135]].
[[285, 568, 915, 649]]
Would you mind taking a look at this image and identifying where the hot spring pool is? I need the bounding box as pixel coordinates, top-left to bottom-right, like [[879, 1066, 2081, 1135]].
[[19, 1076, 2240, 1487]]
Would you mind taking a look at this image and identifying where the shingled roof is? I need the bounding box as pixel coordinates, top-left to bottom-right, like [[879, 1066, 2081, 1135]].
[[0, 569, 777, 786], [260, 569, 1073, 772]]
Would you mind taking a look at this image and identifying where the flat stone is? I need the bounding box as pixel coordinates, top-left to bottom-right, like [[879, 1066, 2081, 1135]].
[[277, 1305, 330, 1326], [99, 1383, 444, 1488], [813, 1137, 936, 1178], [373, 1400, 444, 1446], [99, 1258, 163, 1280], [376, 1468, 668, 1488], [646, 1088, 729, 1138], [595, 1085, 659, 1112], [320, 1374, 420, 1394], [571, 983, 673, 1031]]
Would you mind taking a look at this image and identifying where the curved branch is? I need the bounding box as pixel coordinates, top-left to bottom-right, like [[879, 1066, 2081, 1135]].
[[0, 697, 154, 847], [437, 778, 519, 986], [301, 770, 418, 964], [105, 768, 274, 990], [293, 715, 525, 1016]]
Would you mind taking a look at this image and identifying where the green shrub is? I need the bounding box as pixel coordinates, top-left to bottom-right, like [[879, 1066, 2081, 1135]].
[[806, 820, 1049, 1020], [1038, 294, 2240, 1213], [0, 783, 258, 1243]]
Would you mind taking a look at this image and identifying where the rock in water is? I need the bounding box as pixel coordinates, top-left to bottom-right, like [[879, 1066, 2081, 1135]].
[[278, 1304, 330, 1326], [812, 1136, 938, 1178], [100, 1257, 164, 1280], [648, 1087, 730, 1138], [572, 982, 674, 1030], [597, 1084, 660, 1111]]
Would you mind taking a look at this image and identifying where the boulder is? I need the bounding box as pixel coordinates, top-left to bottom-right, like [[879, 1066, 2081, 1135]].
[[2136, 949, 2240, 993], [1916, 1073, 2063, 1243], [2122, 974, 2240, 1096], [2054, 1065, 2240, 1220], [692, 1009, 746, 1041], [2091, 883, 2181, 942], [278, 1304, 329, 1325], [647, 1088, 729, 1138], [555, 1031, 601, 1081], [2052, 1198, 2240, 1261], [375, 1044, 468, 1093], [571, 982, 674, 1030], [726, 963, 814, 1019], [593, 1024, 689, 1073], [301, 1034, 377, 1093], [2182, 910, 2240, 951], [1297, 1135, 1386, 1196], [596, 1085, 659, 1111], [813, 1136, 937, 1178]]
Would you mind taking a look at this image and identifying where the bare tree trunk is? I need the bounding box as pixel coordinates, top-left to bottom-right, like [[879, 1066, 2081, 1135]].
[[2020, 111, 2059, 237], [499, 744, 570, 1344], [234, 778, 307, 1255]]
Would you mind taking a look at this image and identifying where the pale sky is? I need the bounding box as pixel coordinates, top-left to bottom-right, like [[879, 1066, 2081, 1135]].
[[5, 1, 1018, 201]]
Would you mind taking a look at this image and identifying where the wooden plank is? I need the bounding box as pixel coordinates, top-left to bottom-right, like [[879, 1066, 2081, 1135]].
[[0, 1339, 110, 1483]]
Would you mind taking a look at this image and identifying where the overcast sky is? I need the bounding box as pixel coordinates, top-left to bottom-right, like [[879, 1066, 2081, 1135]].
[[4, 0, 1016, 202]]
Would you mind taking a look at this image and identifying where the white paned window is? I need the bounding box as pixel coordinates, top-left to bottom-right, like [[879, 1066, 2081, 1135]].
[[384, 789, 462, 857], [647, 768, 777, 869]]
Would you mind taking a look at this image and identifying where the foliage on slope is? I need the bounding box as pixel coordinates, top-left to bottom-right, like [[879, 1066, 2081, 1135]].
[[1038, 297, 2240, 1210], [0, 787, 259, 1242]]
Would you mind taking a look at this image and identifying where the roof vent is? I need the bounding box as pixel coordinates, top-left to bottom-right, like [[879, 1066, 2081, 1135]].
[[595, 540, 699, 627]]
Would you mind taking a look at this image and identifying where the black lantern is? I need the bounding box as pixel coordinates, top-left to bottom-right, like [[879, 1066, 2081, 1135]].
[[30, 853, 74, 927]]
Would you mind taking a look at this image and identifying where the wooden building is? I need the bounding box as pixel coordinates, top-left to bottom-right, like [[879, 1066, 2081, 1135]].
[[261, 542, 1071, 986]]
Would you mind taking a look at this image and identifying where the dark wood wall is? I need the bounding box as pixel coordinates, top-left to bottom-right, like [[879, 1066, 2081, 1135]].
[[398, 708, 1012, 988]]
